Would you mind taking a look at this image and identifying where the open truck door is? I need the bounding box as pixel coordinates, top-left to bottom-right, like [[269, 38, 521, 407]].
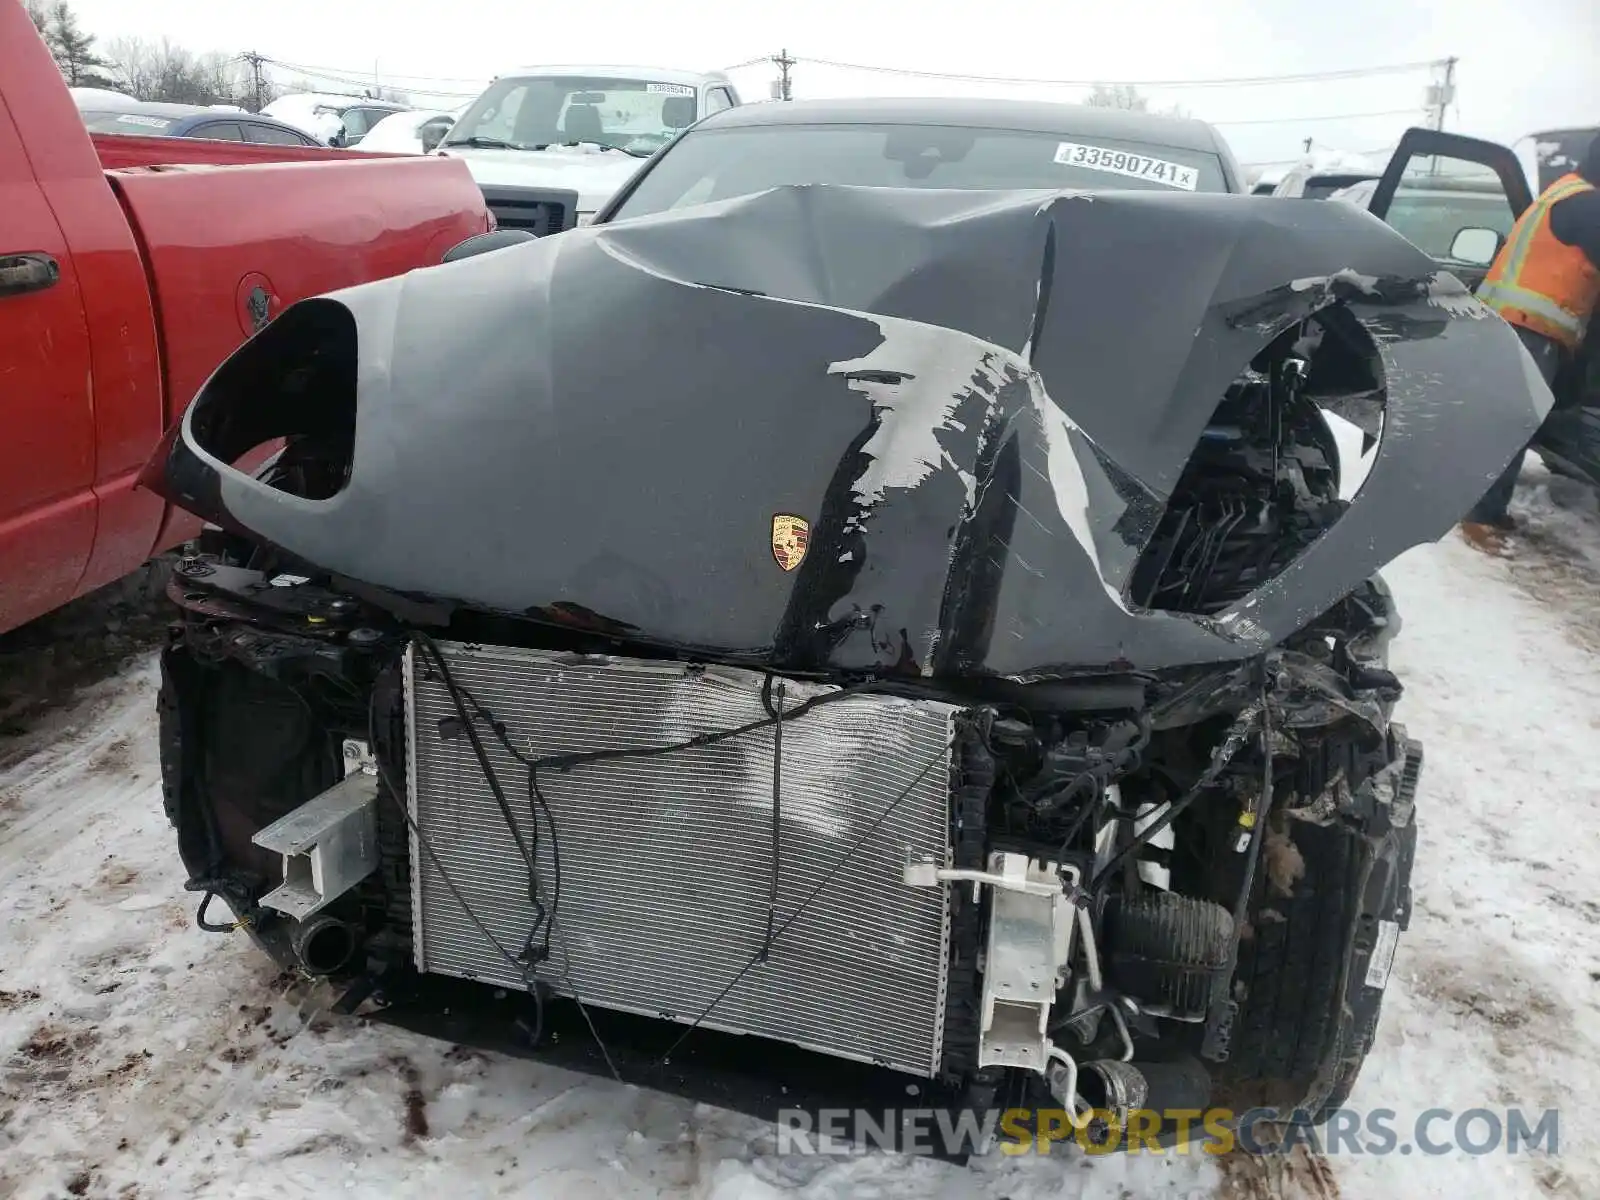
[[1370, 128, 1600, 488], [1367, 127, 1533, 290]]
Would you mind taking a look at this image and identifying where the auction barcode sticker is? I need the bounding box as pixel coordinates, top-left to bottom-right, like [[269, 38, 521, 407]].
[[116, 114, 171, 129], [647, 83, 695, 95], [1053, 141, 1200, 191], [1365, 918, 1401, 989]]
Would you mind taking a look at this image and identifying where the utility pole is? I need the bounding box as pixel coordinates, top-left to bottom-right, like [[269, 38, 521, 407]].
[[772, 48, 794, 101], [1428, 57, 1457, 131], [243, 50, 267, 112], [1425, 57, 1457, 176]]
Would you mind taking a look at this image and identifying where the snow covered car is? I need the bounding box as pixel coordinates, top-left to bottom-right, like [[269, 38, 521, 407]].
[[356, 108, 460, 155], [1269, 149, 1382, 199], [262, 93, 409, 147], [143, 175, 1547, 1150]]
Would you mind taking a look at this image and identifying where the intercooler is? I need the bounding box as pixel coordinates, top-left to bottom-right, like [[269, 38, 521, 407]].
[[404, 642, 960, 1076]]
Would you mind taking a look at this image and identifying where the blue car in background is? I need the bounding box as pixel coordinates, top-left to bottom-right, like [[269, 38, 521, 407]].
[[77, 100, 324, 146]]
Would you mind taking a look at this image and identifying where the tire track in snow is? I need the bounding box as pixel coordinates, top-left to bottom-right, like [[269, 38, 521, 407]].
[[0, 664, 159, 861], [1215, 1144, 1340, 1199]]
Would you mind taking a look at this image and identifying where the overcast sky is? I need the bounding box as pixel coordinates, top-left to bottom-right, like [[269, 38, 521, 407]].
[[67, 0, 1599, 167]]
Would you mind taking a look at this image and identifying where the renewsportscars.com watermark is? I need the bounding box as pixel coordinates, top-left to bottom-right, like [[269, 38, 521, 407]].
[[776, 1106, 1561, 1158]]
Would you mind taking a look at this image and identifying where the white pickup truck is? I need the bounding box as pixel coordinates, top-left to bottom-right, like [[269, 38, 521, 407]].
[[437, 64, 742, 231]]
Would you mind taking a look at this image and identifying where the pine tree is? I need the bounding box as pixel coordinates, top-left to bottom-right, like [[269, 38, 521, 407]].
[[45, 2, 116, 89], [25, 1, 50, 35]]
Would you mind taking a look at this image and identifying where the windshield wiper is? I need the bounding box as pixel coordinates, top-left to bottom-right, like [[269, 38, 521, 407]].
[[556, 139, 651, 158], [440, 135, 521, 150]]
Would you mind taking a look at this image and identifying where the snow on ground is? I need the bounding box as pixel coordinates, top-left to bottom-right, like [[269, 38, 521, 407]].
[[1336, 505, 1600, 1200], [1506, 456, 1600, 651], [2, 480, 1599, 1199]]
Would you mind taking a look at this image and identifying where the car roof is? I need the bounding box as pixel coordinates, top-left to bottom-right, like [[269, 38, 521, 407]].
[[694, 96, 1228, 152], [496, 64, 733, 87], [82, 103, 317, 139], [88, 101, 213, 119], [82, 101, 294, 122]]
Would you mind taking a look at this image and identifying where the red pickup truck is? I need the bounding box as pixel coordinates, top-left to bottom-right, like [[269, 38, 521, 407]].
[[0, 0, 491, 635]]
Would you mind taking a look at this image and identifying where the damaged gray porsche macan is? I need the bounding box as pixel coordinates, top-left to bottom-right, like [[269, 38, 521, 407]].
[[145, 185, 1548, 1152]]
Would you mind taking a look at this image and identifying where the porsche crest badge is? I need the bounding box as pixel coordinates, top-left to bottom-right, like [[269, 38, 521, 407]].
[[771, 514, 811, 572]]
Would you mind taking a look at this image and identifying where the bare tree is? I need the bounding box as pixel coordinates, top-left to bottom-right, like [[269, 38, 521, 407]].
[[103, 36, 261, 106], [104, 35, 156, 99], [1083, 83, 1189, 119], [197, 51, 251, 106], [1084, 84, 1150, 112]]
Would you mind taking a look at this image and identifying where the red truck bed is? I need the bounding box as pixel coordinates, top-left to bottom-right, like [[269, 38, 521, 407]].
[[90, 131, 402, 170], [1, 0, 491, 635]]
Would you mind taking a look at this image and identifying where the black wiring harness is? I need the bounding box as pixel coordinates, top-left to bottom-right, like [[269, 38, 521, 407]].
[[376, 632, 954, 1077]]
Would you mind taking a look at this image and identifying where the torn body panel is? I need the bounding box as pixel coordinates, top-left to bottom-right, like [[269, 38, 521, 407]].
[[145, 185, 1546, 677]]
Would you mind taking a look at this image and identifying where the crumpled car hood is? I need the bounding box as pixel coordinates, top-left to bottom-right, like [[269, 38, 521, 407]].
[[145, 184, 1551, 677]]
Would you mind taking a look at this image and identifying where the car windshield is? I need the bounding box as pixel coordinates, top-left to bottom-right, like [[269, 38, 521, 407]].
[[81, 110, 182, 136], [444, 75, 698, 155], [609, 122, 1230, 219]]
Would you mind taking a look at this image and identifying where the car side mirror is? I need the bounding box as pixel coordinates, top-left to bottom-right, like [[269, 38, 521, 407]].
[[1449, 226, 1502, 266]]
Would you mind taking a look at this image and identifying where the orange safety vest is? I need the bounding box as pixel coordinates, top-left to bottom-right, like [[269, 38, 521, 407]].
[[1478, 172, 1600, 350]]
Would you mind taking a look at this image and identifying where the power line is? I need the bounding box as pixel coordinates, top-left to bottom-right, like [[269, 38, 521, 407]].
[[264, 56, 490, 84], [263, 57, 481, 98], [262, 58, 478, 96], [267, 54, 774, 87], [1241, 144, 1398, 168], [1213, 108, 1424, 128], [792, 55, 1444, 89]]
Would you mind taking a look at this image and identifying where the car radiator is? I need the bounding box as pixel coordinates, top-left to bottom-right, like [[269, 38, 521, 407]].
[[404, 642, 959, 1076]]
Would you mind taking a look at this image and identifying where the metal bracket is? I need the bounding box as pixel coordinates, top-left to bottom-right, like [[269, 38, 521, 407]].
[[979, 853, 1079, 1074], [252, 773, 380, 920]]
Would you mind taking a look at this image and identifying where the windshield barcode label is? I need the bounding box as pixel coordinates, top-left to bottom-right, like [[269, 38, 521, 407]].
[[1053, 142, 1200, 191]]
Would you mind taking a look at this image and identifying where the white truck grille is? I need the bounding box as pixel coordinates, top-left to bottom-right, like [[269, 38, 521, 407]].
[[404, 642, 957, 1076]]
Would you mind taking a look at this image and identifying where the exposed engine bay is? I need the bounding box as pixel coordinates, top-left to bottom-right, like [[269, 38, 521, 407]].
[[146, 185, 1546, 1151]]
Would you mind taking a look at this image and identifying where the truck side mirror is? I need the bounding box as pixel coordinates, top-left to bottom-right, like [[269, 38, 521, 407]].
[[441, 229, 538, 263], [1450, 227, 1502, 266]]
